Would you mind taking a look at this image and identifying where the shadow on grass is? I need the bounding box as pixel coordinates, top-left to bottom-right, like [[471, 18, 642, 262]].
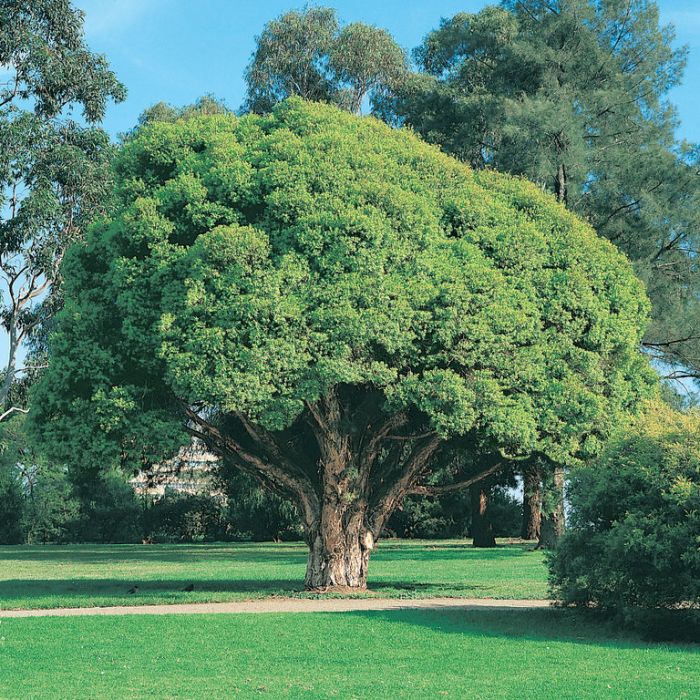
[[0, 577, 496, 602], [347, 607, 700, 651], [371, 581, 492, 593], [0, 543, 307, 565], [0, 578, 303, 600]]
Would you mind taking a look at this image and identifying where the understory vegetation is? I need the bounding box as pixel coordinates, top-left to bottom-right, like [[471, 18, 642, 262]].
[[550, 403, 700, 638]]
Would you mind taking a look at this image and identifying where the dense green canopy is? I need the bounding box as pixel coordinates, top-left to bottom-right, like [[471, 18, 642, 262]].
[[33, 98, 653, 472]]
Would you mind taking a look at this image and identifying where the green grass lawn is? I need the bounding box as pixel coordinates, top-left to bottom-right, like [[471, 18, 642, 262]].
[[1, 608, 698, 698], [0, 539, 548, 610]]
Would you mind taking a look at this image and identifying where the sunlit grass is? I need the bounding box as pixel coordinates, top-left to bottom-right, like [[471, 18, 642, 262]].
[[1, 608, 697, 698], [0, 539, 547, 609]]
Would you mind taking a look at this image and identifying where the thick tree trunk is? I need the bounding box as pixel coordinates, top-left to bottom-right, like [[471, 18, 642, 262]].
[[538, 465, 565, 549], [521, 462, 542, 541], [187, 396, 502, 589], [470, 484, 496, 548], [304, 517, 373, 589]]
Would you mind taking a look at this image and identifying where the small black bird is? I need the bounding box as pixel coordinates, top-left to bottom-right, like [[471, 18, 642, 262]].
[[127, 585, 139, 594], [182, 583, 194, 592]]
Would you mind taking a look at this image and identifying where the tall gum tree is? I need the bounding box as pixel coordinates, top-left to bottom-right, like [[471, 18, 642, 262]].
[[0, 0, 125, 419], [32, 100, 655, 589]]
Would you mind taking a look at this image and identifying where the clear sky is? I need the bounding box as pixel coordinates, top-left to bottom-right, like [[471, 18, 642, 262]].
[[75, 0, 700, 141], [3, 0, 700, 370]]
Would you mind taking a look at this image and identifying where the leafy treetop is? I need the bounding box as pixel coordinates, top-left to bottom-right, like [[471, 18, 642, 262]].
[[32, 99, 654, 480], [244, 7, 407, 115]]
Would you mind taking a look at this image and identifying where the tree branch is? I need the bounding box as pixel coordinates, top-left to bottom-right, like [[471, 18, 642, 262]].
[[183, 406, 320, 528], [407, 461, 504, 496], [0, 406, 29, 422], [370, 435, 442, 537]]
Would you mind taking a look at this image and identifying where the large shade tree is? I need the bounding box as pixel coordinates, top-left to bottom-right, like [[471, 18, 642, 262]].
[[382, 0, 699, 544], [32, 100, 654, 588]]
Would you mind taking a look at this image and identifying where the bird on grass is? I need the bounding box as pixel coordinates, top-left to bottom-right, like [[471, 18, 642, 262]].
[[127, 585, 139, 594], [182, 584, 195, 592]]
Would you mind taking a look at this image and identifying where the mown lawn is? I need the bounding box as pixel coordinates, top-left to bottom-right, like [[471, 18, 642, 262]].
[[1, 608, 698, 699], [0, 539, 547, 610]]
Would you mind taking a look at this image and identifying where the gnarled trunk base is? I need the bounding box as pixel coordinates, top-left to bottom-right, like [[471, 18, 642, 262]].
[[304, 526, 373, 590]]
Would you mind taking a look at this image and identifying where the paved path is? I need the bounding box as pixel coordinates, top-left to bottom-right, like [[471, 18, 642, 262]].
[[0, 597, 552, 618]]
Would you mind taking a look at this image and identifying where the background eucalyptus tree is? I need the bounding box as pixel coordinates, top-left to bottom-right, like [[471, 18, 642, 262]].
[[0, 0, 125, 420], [244, 6, 408, 115]]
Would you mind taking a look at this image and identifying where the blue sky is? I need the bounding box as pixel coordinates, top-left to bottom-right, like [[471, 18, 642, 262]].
[[76, 0, 700, 142], [3, 0, 700, 370]]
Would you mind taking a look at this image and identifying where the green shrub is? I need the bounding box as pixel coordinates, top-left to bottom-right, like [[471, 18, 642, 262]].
[[388, 486, 521, 539], [222, 469, 303, 541], [549, 402, 700, 638], [143, 490, 228, 542], [24, 466, 80, 543], [71, 469, 143, 543]]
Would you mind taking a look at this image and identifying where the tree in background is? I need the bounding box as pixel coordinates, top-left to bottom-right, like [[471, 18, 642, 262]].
[[520, 458, 542, 540], [244, 7, 407, 115], [385, 0, 700, 385], [131, 95, 229, 132], [0, 0, 125, 420], [0, 412, 79, 544], [32, 100, 654, 588]]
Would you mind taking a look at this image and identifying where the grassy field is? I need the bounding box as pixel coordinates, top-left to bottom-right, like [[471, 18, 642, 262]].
[[1, 540, 697, 698], [1, 608, 698, 698], [0, 539, 548, 610]]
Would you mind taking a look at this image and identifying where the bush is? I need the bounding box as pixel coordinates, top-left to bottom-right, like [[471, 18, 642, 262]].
[[222, 469, 303, 541], [72, 469, 143, 543], [388, 485, 521, 539], [549, 402, 700, 638], [143, 490, 228, 542], [23, 466, 80, 543], [0, 414, 80, 544]]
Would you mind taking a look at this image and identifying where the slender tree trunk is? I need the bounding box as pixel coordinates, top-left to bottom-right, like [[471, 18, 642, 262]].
[[0, 318, 19, 409], [521, 462, 542, 540], [538, 465, 565, 549], [470, 484, 496, 548], [555, 162, 568, 205]]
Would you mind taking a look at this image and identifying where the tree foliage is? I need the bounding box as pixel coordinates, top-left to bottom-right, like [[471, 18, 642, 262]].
[[0, 0, 125, 416], [549, 401, 700, 637], [384, 0, 700, 381], [32, 99, 654, 587], [244, 7, 407, 114]]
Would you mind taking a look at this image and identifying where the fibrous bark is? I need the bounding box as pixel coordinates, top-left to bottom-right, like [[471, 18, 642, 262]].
[[538, 464, 565, 549]]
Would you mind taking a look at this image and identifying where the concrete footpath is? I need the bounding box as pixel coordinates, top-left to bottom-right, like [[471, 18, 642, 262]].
[[0, 597, 552, 618]]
